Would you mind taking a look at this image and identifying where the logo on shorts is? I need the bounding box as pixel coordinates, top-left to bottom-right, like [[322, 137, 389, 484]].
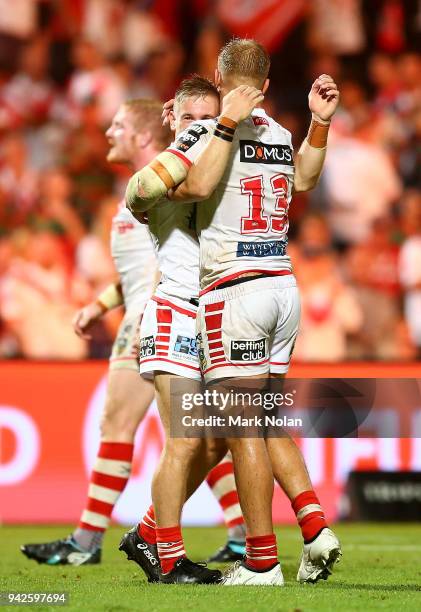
[[174, 335, 197, 357], [140, 335, 155, 359], [175, 124, 208, 152], [196, 333, 207, 371], [230, 338, 267, 362], [240, 140, 293, 165]]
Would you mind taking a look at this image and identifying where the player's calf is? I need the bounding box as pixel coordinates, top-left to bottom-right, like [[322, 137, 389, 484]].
[[206, 454, 246, 563]]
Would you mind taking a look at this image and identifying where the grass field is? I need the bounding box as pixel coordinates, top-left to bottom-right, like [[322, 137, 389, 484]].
[[1, 524, 421, 611]]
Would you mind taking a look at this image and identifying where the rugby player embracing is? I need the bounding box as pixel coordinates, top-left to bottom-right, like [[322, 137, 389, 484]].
[[119, 78, 247, 585], [126, 39, 342, 586]]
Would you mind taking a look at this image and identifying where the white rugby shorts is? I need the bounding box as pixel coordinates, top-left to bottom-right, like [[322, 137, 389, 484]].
[[196, 275, 300, 382], [139, 295, 201, 380]]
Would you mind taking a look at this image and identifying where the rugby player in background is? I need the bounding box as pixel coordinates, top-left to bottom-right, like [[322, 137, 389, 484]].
[[20, 100, 164, 566], [20, 100, 243, 567], [126, 39, 341, 586]]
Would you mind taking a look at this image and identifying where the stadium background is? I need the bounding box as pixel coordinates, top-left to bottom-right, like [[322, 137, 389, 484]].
[[1, 0, 421, 526]]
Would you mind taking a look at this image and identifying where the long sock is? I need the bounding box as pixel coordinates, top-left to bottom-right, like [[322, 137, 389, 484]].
[[245, 534, 278, 571], [73, 441, 134, 552], [137, 504, 156, 544], [156, 525, 186, 574], [207, 456, 245, 544], [292, 490, 328, 543]]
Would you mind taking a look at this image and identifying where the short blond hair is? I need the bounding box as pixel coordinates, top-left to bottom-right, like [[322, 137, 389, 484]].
[[218, 38, 270, 86], [123, 99, 171, 150], [174, 75, 219, 111]]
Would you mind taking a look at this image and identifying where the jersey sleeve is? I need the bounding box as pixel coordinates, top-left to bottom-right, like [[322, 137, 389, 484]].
[[166, 121, 214, 167]]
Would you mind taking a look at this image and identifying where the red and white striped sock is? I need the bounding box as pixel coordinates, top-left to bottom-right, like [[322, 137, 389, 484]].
[[156, 526, 186, 574], [137, 504, 156, 544], [73, 442, 134, 551], [207, 455, 245, 538], [245, 534, 278, 571], [292, 490, 328, 543]]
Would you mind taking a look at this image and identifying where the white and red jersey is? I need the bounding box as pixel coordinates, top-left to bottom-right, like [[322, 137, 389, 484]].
[[147, 199, 200, 301], [167, 109, 295, 294], [111, 202, 157, 313]]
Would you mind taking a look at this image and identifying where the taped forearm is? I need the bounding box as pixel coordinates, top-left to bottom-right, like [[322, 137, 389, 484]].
[[96, 282, 123, 312], [294, 115, 330, 192], [126, 152, 189, 213]]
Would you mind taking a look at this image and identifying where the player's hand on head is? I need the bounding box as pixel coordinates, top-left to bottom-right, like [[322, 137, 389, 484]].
[[309, 74, 340, 122], [162, 98, 175, 125], [221, 85, 264, 124], [72, 303, 103, 339]]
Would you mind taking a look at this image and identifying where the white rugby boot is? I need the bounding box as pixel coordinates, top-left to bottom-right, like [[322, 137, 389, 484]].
[[221, 561, 284, 586], [297, 527, 342, 584]]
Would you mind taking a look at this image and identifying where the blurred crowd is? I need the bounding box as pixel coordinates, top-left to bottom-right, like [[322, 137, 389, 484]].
[[0, 0, 420, 361]]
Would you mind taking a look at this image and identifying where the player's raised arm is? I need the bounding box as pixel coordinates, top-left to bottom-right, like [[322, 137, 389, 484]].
[[170, 85, 264, 202], [294, 74, 339, 192]]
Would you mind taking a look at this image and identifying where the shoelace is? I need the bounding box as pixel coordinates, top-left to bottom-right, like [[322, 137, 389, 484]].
[[178, 558, 213, 574], [220, 560, 242, 584]]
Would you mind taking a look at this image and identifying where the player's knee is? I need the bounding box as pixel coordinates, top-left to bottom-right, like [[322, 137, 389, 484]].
[[225, 437, 248, 455], [205, 438, 227, 467], [100, 389, 136, 439], [165, 437, 202, 461]]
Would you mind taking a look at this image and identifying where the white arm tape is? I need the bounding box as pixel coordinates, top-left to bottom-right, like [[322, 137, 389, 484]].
[[125, 152, 189, 213], [96, 283, 123, 311]]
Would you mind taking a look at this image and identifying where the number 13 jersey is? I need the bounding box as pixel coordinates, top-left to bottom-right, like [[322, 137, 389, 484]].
[[167, 108, 295, 295]]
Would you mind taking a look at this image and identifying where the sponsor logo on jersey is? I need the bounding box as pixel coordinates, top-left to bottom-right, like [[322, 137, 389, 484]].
[[236, 239, 288, 258], [230, 338, 267, 362], [240, 140, 293, 165], [252, 116, 269, 127], [175, 124, 208, 152], [173, 335, 198, 357], [140, 335, 155, 359]]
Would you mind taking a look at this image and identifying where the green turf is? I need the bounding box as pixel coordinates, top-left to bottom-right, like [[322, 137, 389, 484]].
[[1, 524, 421, 611]]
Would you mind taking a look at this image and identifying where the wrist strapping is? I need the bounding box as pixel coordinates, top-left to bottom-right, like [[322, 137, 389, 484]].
[[214, 116, 238, 143], [307, 115, 330, 148], [96, 283, 123, 312]]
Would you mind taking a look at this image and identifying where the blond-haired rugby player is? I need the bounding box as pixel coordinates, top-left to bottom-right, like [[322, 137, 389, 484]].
[[125, 39, 342, 586]]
